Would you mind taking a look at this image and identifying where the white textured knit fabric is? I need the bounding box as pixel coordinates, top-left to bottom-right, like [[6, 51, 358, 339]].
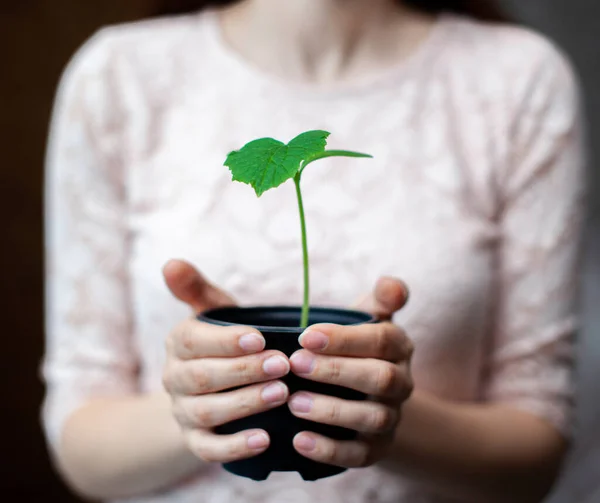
[[42, 8, 586, 503]]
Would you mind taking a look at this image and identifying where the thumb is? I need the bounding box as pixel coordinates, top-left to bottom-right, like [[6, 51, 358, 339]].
[[353, 276, 409, 321], [162, 259, 236, 314]]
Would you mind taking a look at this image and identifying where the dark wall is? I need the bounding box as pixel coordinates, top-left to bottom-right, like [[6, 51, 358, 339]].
[[0, 2, 153, 499], [1, 1, 597, 501], [503, 0, 600, 217], [499, 2, 600, 502]]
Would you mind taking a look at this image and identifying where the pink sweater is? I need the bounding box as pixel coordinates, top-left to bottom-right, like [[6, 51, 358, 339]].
[[42, 9, 587, 503]]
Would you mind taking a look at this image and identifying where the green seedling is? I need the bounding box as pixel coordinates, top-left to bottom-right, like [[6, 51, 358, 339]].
[[224, 130, 372, 328]]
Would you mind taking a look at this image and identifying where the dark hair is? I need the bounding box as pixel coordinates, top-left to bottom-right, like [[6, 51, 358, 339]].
[[156, 0, 510, 22]]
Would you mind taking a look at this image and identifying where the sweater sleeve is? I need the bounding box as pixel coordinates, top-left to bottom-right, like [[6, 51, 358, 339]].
[[41, 30, 139, 454], [481, 41, 588, 437]]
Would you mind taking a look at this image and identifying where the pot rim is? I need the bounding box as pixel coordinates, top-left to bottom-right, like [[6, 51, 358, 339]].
[[198, 305, 376, 333]]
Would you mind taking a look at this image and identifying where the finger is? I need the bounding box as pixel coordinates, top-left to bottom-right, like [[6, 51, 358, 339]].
[[163, 259, 236, 314], [352, 276, 409, 321], [288, 392, 399, 434], [164, 351, 290, 395], [185, 428, 271, 463], [293, 432, 379, 468], [167, 318, 265, 359], [299, 322, 413, 362], [290, 350, 413, 399], [174, 380, 289, 429]]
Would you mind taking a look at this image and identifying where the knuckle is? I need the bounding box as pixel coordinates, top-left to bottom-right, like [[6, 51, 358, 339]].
[[232, 358, 255, 384], [231, 388, 261, 419], [185, 432, 210, 461], [328, 357, 343, 382], [236, 396, 257, 419], [334, 327, 351, 354], [199, 452, 217, 463], [322, 440, 338, 464], [374, 324, 393, 356], [368, 406, 396, 433], [178, 325, 197, 355], [360, 449, 376, 468], [224, 437, 247, 461], [218, 332, 235, 355], [197, 446, 219, 463], [375, 363, 398, 396], [193, 403, 215, 428], [324, 401, 342, 425], [187, 433, 242, 464], [190, 365, 211, 393]]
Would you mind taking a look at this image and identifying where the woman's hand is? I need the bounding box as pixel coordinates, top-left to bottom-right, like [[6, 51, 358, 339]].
[[288, 277, 413, 468], [162, 260, 291, 463]]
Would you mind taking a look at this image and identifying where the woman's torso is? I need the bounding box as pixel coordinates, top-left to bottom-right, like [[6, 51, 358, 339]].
[[82, 9, 555, 502]]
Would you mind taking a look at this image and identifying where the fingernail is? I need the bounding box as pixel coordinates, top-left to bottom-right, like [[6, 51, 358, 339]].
[[299, 331, 329, 350], [248, 432, 269, 450], [263, 355, 290, 376], [295, 433, 316, 452], [261, 382, 288, 404], [239, 333, 265, 353], [289, 393, 313, 413], [290, 352, 315, 374]]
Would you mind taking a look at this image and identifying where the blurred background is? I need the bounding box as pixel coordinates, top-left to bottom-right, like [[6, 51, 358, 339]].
[[1, 1, 598, 501]]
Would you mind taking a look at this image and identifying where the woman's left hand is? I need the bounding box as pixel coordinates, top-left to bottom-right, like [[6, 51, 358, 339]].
[[288, 277, 414, 468]]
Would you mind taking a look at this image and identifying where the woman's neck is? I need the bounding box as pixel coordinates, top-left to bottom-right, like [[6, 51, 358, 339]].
[[220, 0, 437, 84]]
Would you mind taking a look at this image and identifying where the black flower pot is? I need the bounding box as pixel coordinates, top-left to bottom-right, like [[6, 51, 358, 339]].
[[197, 305, 376, 482]]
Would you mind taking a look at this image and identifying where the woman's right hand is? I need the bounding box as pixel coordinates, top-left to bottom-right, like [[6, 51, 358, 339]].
[[162, 260, 291, 463]]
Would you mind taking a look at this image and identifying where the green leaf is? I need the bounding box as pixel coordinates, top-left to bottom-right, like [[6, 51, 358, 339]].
[[313, 149, 372, 159], [224, 130, 333, 197], [224, 137, 290, 197], [287, 130, 330, 159], [300, 149, 373, 174]]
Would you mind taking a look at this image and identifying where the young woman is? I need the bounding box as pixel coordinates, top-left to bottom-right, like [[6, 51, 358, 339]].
[[42, 0, 587, 502]]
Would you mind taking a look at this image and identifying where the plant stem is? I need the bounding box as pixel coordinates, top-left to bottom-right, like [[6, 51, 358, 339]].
[[294, 173, 310, 328]]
